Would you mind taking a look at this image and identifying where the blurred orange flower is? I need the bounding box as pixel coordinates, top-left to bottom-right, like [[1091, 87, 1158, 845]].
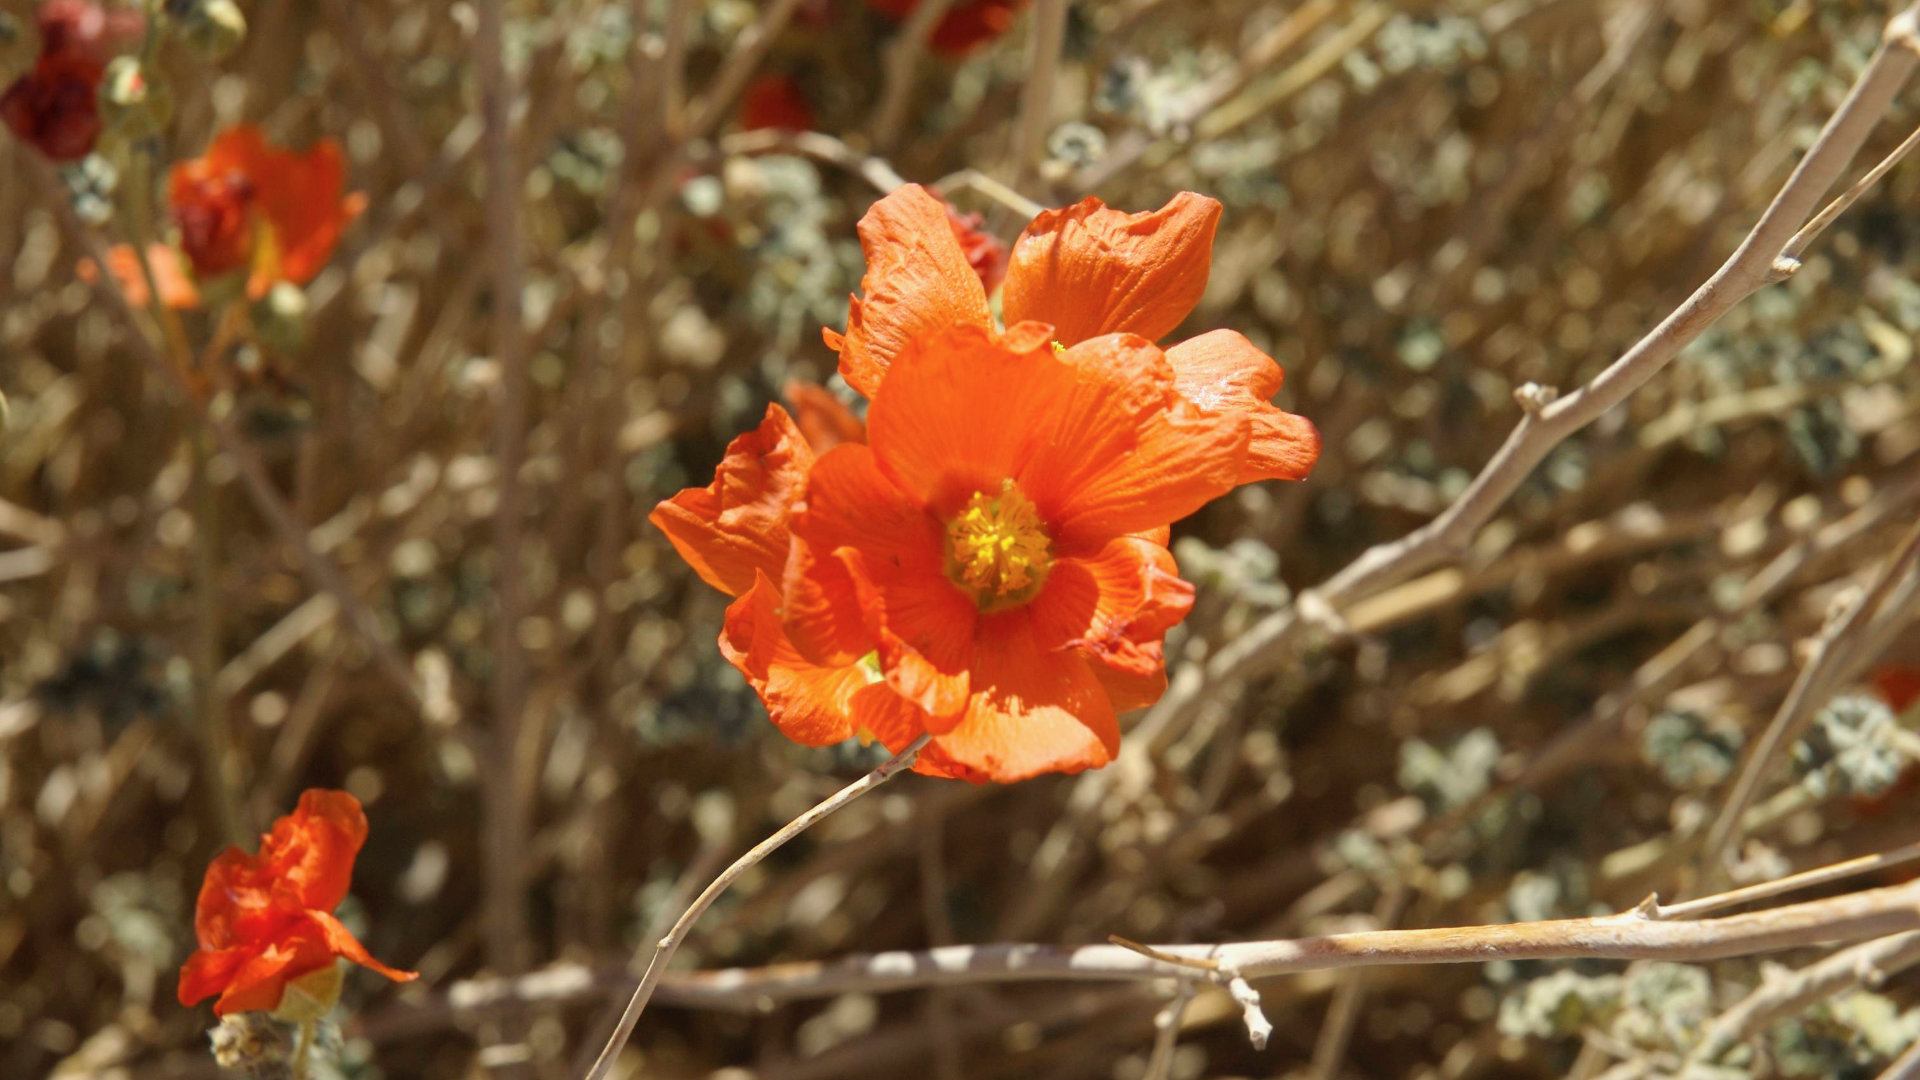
[[651, 406, 982, 780], [170, 125, 367, 291], [178, 790, 416, 1017], [1877, 665, 1919, 713], [865, 0, 1025, 56], [740, 73, 815, 132], [92, 126, 366, 308], [774, 325, 1240, 781], [826, 184, 1319, 484], [0, 0, 141, 161]]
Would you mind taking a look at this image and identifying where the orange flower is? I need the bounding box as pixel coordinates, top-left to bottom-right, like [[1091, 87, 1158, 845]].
[[169, 126, 367, 292], [81, 242, 202, 309], [1876, 665, 1920, 714], [826, 185, 1319, 484], [651, 406, 982, 781], [740, 74, 815, 132], [772, 325, 1238, 781], [782, 380, 866, 452], [865, 0, 1026, 56], [178, 790, 416, 1017], [92, 127, 366, 308]]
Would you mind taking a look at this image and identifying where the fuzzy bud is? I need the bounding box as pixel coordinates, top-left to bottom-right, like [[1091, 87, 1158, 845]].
[[100, 55, 171, 137], [252, 281, 309, 353], [176, 0, 246, 61]]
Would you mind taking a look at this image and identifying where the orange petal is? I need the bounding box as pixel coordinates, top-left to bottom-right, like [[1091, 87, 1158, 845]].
[[1025, 334, 1249, 551], [178, 945, 252, 1007], [933, 611, 1117, 782], [650, 404, 814, 598], [192, 846, 290, 950], [305, 910, 418, 984], [1085, 638, 1170, 712], [782, 379, 866, 452], [863, 323, 1062, 518], [1001, 192, 1221, 346], [1028, 536, 1189, 713], [838, 548, 973, 720], [849, 682, 988, 782], [1030, 536, 1193, 651], [210, 936, 317, 1016], [833, 184, 992, 397], [783, 443, 958, 670], [262, 789, 369, 914], [720, 572, 866, 746], [1165, 330, 1320, 483], [79, 243, 200, 309]]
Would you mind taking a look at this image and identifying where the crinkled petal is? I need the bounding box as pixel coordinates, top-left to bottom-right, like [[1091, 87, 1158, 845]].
[[863, 323, 1067, 517], [1028, 537, 1189, 713], [847, 683, 987, 782], [1166, 330, 1320, 483], [209, 934, 322, 1016], [933, 611, 1118, 782], [782, 379, 866, 452], [783, 444, 973, 717], [831, 184, 992, 397], [720, 572, 866, 746], [178, 945, 253, 1007], [1002, 192, 1221, 346], [651, 404, 814, 598], [839, 548, 973, 721], [1024, 334, 1249, 550], [262, 789, 368, 914], [304, 910, 418, 984]]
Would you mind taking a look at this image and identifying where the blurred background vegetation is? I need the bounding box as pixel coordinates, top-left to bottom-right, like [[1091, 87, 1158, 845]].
[[3, 0, 1920, 1078]]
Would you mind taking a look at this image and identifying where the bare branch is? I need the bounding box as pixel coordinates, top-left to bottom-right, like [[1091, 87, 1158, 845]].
[[580, 735, 933, 1080]]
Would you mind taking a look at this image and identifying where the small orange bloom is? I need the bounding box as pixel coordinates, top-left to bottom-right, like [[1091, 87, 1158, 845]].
[[169, 125, 367, 293], [1876, 665, 1920, 714], [740, 74, 815, 132], [178, 790, 416, 1017], [865, 0, 1026, 56], [826, 185, 1319, 485], [782, 380, 866, 452]]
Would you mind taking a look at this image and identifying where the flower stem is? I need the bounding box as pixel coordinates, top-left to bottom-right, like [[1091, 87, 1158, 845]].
[[580, 734, 932, 1080], [289, 1018, 315, 1080], [124, 144, 249, 845]]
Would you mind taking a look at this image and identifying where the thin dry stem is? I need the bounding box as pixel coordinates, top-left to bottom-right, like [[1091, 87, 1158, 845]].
[[580, 734, 933, 1080], [1010, 0, 1069, 196], [657, 876, 1920, 1009], [870, 0, 958, 149]]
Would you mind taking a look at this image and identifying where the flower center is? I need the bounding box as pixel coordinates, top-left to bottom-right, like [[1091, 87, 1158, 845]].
[[946, 479, 1051, 608]]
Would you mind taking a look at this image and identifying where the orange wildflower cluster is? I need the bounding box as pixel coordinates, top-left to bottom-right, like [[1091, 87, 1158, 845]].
[[178, 790, 416, 1017], [655, 186, 1319, 782], [100, 125, 366, 308]]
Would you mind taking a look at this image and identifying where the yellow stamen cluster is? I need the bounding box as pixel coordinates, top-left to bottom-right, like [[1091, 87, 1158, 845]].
[[946, 479, 1052, 607]]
